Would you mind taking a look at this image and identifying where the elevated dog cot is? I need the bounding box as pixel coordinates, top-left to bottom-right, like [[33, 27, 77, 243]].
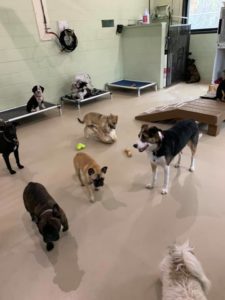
[[60, 90, 112, 111], [107, 79, 157, 96], [0, 102, 61, 122]]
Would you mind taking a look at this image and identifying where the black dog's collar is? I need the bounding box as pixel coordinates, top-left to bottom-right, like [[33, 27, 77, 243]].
[[39, 209, 53, 218], [0, 131, 18, 145]]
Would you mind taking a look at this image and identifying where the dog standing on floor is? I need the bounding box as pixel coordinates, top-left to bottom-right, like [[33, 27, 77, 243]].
[[133, 119, 200, 194], [73, 152, 108, 202], [23, 182, 69, 251], [26, 85, 45, 113], [160, 241, 211, 300], [78, 112, 118, 144], [0, 120, 24, 174]]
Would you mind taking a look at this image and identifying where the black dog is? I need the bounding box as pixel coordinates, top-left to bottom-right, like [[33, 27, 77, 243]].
[[0, 120, 24, 174], [27, 85, 45, 113], [23, 182, 69, 251], [216, 79, 225, 101]]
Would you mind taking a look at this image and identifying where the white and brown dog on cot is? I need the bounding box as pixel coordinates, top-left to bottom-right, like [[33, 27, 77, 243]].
[[160, 241, 211, 300], [133, 119, 200, 195]]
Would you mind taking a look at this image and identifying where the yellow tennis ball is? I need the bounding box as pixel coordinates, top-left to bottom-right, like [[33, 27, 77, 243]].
[[76, 143, 86, 150]]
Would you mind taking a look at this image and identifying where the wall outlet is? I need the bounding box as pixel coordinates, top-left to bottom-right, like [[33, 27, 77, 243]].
[[58, 20, 69, 32]]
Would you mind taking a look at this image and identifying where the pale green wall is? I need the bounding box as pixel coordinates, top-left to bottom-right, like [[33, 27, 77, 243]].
[[189, 34, 217, 83], [0, 0, 148, 109]]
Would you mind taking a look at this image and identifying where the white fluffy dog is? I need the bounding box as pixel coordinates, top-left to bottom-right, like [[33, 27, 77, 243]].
[[160, 241, 211, 300]]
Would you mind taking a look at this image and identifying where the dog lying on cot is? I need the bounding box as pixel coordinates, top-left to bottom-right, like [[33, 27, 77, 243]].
[[26, 85, 45, 113], [0, 119, 24, 174], [23, 182, 69, 251], [78, 112, 118, 144], [133, 119, 200, 194]]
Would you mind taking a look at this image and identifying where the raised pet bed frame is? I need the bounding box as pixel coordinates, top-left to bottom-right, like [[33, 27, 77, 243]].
[[0, 102, 62, 122], [107, 79, 157, 96], [60, 91, 112, 111]]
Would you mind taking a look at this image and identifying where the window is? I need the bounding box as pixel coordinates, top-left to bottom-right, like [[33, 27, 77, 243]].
[[183, 0, 222, 33]]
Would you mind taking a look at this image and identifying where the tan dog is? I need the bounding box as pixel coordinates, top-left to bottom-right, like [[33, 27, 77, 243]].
[[73, 152, 108, 202], [78, 112, 118, 143]]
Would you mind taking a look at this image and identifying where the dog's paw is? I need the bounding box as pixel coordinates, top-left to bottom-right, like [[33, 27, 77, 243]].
[[18, 164, 24, 169], [10, 170, 16, 175], [145, 183, 154, 189], [189, 167, 195, 172], [174, 163, 180, 168], [90, 196, 95, 203], [161, 188, 168, 195]]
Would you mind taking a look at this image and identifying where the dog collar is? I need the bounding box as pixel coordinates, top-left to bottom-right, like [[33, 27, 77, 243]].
[[39, 209, 53, 218], [0, 132, 18, 145]]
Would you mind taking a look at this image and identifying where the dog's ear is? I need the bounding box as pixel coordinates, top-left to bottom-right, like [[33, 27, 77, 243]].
[[149, 126, 159, 132], [52, 204, 61, 218], [32, 86, 37, 93], [148, 126, 160, 136], [141, 124, 149, 130], [101, 166, 108, 174], [88, 168, 95, 176], [40, 86, 44, 92]]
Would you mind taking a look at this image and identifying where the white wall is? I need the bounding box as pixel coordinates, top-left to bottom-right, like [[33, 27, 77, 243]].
[[190, 34, 217, 83]]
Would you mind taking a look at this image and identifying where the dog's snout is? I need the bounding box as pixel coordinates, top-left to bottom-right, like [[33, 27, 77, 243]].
[[133, 144, 138, 148]]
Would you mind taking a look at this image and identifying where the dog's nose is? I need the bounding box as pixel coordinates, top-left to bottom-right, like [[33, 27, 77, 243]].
[[133, 144, 138, 148]]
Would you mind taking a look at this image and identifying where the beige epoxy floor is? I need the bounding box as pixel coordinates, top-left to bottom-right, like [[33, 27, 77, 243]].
[[0, 83, 225, 300]]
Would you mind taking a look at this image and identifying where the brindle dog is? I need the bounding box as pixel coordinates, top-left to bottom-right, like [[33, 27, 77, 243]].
[[23, 182, 69, 251]]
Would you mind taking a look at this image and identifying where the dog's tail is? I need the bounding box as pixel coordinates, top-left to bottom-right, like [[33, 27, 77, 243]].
[[181, 241, 211, 293], [77, 117, 84, 124]]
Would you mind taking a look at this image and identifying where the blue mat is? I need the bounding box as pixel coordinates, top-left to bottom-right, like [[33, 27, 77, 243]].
[[110, 80, 151, 88]]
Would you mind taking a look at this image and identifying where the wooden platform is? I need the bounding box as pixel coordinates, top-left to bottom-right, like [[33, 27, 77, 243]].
[[135, 99, 225, 136]]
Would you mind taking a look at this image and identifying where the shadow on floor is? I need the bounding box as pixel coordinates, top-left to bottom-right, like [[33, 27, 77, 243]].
[[22, 214, 84, 292]]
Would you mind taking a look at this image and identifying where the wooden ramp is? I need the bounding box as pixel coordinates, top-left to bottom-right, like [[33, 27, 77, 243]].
[[135, 99, 225, 136]]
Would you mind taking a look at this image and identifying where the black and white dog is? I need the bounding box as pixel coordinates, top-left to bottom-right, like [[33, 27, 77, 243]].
[[133, 119, 200, 194], [71, 80, 92, 100], [0, 120, 24, 174], [26, 85, 45, 113]]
